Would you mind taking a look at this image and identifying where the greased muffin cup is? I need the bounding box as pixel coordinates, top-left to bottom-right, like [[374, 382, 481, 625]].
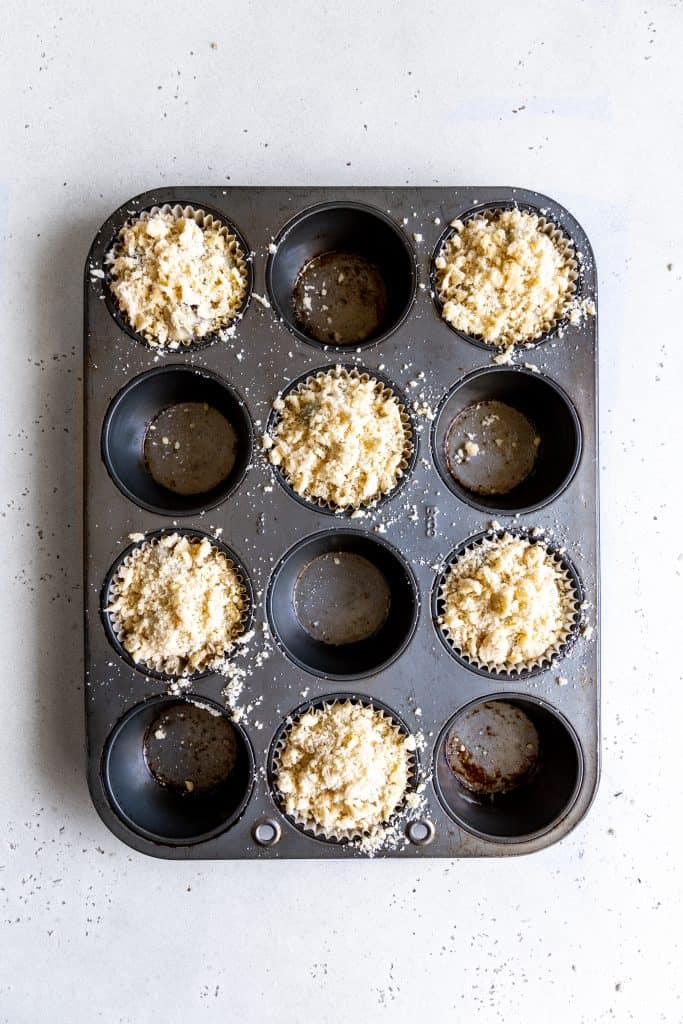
[[433, 528, 583, 680], [105, 202, 253, 351], [266, 201, 417, 351], [266, 528, 419, 680], [101, 364, 254, 516], [430, 366, 583, 515], [264, 363, 417, 515], [100, 527, 254, 684], [102, 693, 255, 845], [433, 694, 584, 844], [430, 201, 581, 353], [268, 694, 420, 846]]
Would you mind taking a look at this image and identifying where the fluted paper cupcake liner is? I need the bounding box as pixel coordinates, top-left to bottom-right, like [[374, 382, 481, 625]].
[[269, 695, 419, 846], [104, 202, 251, 349], [435, 529, 582, 679], [266, 364, 416, 515]]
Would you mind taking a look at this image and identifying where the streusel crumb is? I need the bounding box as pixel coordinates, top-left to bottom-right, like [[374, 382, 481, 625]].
[[264, 366, 410, 509], [439, 533, 575, 670], [107, 210, 247, 347]]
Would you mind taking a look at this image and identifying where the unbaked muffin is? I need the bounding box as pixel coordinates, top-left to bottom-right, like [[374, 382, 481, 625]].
[[434, 208, 582, 353], [107, 532, 248, 676], [262, 366, 412, 510], [107, 207, 248, 348], [438, 532, 577, 672], [274, 700, 416, 840]]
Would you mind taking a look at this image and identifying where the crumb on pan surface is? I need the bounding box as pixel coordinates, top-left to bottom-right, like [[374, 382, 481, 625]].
[[434, 208, 582, 349], [107, 532, 247, 676], [263, 366, 410, 509], [439, 532, 576, 671], [275, 701, 415, 840], [107, 210, 248, 347]]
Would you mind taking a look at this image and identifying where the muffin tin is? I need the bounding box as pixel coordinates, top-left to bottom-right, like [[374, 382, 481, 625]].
[[84, 186, 600, 859]]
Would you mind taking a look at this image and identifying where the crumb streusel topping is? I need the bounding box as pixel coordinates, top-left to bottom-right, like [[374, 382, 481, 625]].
[[107, 532, 246, 676], [107, 210, 247, 347], [262, 366, 410, 509], [439, 532, 576, 670]]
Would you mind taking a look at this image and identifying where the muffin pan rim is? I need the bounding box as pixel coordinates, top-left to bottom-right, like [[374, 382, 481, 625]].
[[84, 184, 600, 860]]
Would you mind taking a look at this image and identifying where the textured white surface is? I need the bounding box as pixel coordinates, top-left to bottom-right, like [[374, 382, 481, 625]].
[[1, 2, 681, 1021]]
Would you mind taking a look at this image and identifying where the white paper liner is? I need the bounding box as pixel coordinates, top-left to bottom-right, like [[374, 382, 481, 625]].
[[436, 530, 581, 677], [434, 207, 580, 351], [267, 366, 415, 514], [270, 697, 419, 848], [105, 203, 250, 348], [106, 532, 250, 680]]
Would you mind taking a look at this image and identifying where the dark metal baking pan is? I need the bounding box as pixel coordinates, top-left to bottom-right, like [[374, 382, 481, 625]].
[[84, 186, 599, 859]]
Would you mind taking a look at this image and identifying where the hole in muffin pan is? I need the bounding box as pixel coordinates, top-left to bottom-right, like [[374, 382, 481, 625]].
[[102, 365, 253, 516], [100, 527, 254, 683], [264, 362, 418, 516], [430, 200, 582, 353], [102, 694, 255, 845], [266, 202, 416, 350], [266, 692, 419, 845], [144, 702, 240, 793], [431, 527, 584, 681], [294, 552, 391, 645], [406, 819, 435, 846], [252, 819, 282, 847], [434, 694, 583, 843], [267, 531, 419, 679], [104, 203, 253, 351], [293, 251, 388, 346], [431, 366, 582, 514]]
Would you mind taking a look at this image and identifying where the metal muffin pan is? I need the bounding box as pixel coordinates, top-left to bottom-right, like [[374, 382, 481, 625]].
[[84, 186, 600, 859]]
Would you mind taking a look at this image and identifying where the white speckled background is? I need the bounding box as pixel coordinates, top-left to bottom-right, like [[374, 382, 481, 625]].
[[1, 1, 681, 1021]]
